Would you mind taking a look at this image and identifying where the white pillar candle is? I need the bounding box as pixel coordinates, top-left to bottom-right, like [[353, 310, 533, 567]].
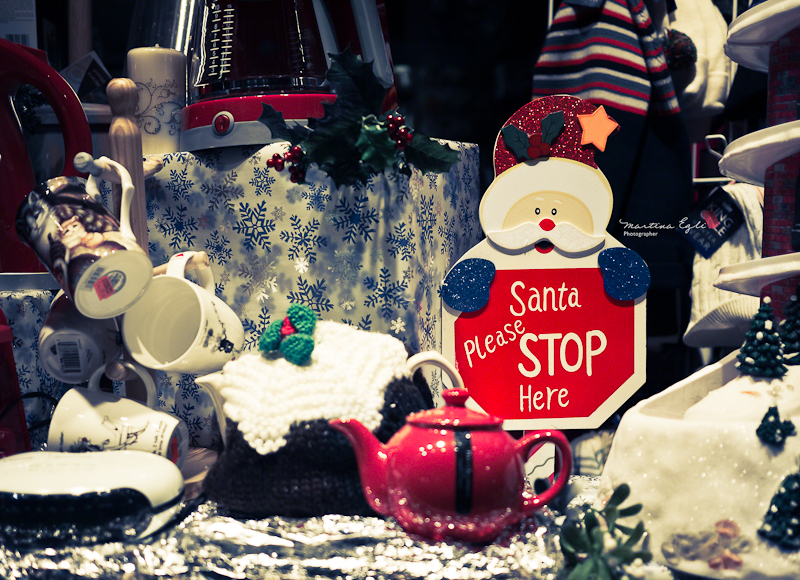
[[126, 46, 186, 155]]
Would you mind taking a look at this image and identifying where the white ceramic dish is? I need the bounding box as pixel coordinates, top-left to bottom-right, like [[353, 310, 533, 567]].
[[714, 252, 800, 296], [0, 450, 184, 547], [718, 120, 800, 186], [725, 0, 800, 72]]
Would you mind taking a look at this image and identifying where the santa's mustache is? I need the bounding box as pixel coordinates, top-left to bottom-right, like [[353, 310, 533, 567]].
[[486, 220, 605, 254]]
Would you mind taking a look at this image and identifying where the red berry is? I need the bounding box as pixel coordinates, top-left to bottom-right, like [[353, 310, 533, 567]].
[[267, 158, 275, 168], [290, 173, 299, 183], [397, 126, 410, 140], [395, 115, 405, 126], [528, 134, 542, 146], [275, 160, 285, 171], [396, 141, 406, 151], [284, 151, 294, 162], [290, 145, 303, 157]]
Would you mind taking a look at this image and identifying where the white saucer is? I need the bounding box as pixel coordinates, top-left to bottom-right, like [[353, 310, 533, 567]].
[[714, 253, 800, 296], [718, 120, 800, 186], [725, 0, 800, 72]]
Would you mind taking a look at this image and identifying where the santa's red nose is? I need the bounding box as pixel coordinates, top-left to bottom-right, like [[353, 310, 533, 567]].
[[539, 218, 555, 231]]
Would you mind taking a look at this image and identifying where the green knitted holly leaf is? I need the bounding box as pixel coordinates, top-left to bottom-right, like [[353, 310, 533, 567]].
[[286, 304, 316, 335], [280, 334, 315, 366], [501, 125, 531, 161], [258, 320, 283, 353]]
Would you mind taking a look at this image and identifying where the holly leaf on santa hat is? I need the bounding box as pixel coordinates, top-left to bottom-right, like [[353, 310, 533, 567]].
[[404, 136, 460, 175], [501, 125, 531, 161], [542, 111, 565, 144]]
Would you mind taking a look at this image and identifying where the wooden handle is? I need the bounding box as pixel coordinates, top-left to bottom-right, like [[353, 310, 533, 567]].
[[107, 78, 149, 256]]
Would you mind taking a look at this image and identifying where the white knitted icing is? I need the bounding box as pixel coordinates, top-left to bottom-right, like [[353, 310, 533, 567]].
[[218, 321, 411, 455]]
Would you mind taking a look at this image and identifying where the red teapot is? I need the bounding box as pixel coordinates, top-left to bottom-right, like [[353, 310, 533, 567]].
[[330, 352, 572, 543]]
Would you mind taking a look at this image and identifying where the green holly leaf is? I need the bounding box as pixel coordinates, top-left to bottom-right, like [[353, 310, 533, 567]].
[[567, 559, 596, 580], [404, 136, 460, 175], [618, 503, 643, 518], [326, 48, 387, 116], [258, 104, 312, 143], [623, 521, 646, 549], [607, 483, 630, 508], [561, 524, 592, 553], [542, 111, 565, 144], [356, 115, 398, 173], [501, 125, 530, 160]]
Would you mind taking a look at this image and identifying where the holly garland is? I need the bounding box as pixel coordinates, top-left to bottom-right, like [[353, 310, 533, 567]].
[[258, 49, 460, 188]]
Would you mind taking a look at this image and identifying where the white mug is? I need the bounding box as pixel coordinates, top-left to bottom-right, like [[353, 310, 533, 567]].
[[47, 360, 189, 467], [38, 291, 123, 383], [15, 156, 154, 319], [122, 251, 244, 374]]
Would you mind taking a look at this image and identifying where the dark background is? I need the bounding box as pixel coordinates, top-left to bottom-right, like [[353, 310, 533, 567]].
[[35, 0, 552, 189]]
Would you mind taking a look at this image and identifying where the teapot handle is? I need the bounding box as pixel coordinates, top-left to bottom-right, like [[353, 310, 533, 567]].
[[516, 429, 572, 516], [406, 351, 464, 390]]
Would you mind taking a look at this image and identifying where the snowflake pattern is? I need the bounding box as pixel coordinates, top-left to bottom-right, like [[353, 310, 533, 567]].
[[234, 200, 277, 251], [205, 231, 233, 264], [157, 205, 198, 249], [249, 166, 275, 196], [203, 171, 246, 214], [287, 277, 334, 314], [364, 267, 410, 320], [417, 194, 436, 246], [279, 215, 328, 264], [0, 142, 479, 453], [165, 166, 194, 201], [331, 194, 379, 244], [386, 222, 416, 261]]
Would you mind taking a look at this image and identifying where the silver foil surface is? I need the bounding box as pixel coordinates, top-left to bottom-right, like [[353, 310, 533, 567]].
[[0, 500, 566, 580]]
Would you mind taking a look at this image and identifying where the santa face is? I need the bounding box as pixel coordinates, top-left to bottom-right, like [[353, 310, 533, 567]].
[[479, 159, 611, 255], [501, 191, 596, 253]]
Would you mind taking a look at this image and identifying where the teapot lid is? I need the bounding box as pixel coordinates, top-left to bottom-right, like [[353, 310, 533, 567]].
[[407, 388, 502, 428]]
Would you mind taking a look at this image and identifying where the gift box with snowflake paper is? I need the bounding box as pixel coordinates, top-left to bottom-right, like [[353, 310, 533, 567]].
[[144, 140, 480, 447]]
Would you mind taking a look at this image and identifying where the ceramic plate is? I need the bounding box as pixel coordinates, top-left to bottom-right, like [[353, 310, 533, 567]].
[[725, 0, 800, 72], [714, 253, 800, 296], [718, 120, 800, 186]]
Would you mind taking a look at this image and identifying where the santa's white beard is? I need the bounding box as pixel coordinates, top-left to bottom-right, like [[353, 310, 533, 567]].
[[485, 221, 605, 254]]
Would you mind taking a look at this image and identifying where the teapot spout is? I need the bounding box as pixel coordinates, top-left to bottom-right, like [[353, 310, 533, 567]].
[[329, 418, 391, 517]]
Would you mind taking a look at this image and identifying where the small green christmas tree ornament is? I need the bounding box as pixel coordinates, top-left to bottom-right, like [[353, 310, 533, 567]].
[[756, 406, 796, 448], [758, 459, 800, 551], [736, 297, 788, 378], [780, 288, 800, 365]]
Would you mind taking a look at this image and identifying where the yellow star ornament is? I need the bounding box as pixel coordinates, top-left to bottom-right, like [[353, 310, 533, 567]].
[[577, 105, 619, 152]]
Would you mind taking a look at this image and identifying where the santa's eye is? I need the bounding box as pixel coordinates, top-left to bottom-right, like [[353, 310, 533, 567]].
[[551, 208, 557, 216], [535, 207, 541, 215]]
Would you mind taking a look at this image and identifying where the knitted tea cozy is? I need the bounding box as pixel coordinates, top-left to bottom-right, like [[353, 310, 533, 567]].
[[202, 320, 433, 518]]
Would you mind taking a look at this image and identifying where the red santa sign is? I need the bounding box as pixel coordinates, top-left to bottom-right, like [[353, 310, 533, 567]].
[[442, 96, 647, 430]]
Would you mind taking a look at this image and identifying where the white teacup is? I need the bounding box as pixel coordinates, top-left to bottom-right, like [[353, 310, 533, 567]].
[[122, 251, 244, 374], [47, 360, 189, 467], [38, 291, 123, 383]]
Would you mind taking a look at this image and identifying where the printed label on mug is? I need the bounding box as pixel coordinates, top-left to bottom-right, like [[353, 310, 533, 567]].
[[93, 270, 127, 300]]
